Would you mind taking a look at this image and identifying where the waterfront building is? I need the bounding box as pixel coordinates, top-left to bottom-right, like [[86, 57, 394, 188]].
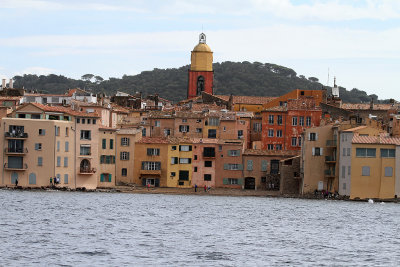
[[98, 127, 117, 187], [191, 138, 218, 189], [167, 138, 193, 188]]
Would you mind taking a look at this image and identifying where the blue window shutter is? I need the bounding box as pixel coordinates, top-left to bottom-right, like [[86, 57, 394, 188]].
[[64, 157, 68, 167], [65, 141, 69, 152], [64, 174, 68, 184]]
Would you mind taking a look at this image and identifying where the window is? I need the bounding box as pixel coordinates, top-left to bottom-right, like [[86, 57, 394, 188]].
[[356, 148, 376, 158], [179, 145, 192, 151], [306, 116, 311, 126], [196, 128, 202, 133], [65, 127, 69, 137], [171, 172, 176, 177], [57, 141, 60, 152], [87, 119, 91, 124], [82, 119, 85, 124], [276, 144, 282, 150], [76, 118, 80, 123], [291, 137, 297, 146], [247, 160, 253, 171], [309, 133, 317, 141], [298, 137, 302, 147], [381, 149, 395, 158], [312, 147, 323, 156], [147, 148, 160, 156], [385, 167, 393, 177], [65, 141, 69, 152], [102, 139, 107, 149], [267, 144, 273, 150], [226, 178, 239, 185], [38, 157, 43, 166], [64, 174, 68, 184], [292, 117, 298, 126], [142, 128, 146, 137], [342, 166, 346, 178], [238, 130, 243, 139], [110, 139, 114, 149], [343, 183, 346, 190], [228, 150, 240, 156], [55, 126, 60, 136], [268, 129, 274, 137], [179, 158, 192, 164], [268, 115, 274, 124], [155, 120, 160, 127], [164, 129, 171, 136], [39, 129, 45, 135], [299, 116, 304, 126], [80, 145, 91, 156], [80, 130, 91, 140], [204, 161, 212, 167], [204, 174, 212, 181], [141, 161, 161, 170], [362, 166, 370, 176], [348, 166, 351, 176], [64, 157, 68, 167], [121, 168, 127, 176], [208, 129, 216, 138], [224, 164, 242, 170], [179, 125, 189, 133], [179, 170, 189, 181], [203, 147, 215, 157], [171, 157, 178, 164], [57, 156, 61, 167], [121, 137, 130, 146], [182, 119, 187, 123], [253, 123, 262, 132], [194, 167, 198, 172], [347, 148, 351, 156], [35, 143, 42, 150], [120, 152, 130, 160], [208, 117, 219, 126], [276, 130, 282, 137], [196, 119, 202, 123], [223, 126, 226, 132], [261, 160, 268, 171], [92, 119, 96, 124], [277, 115, 283, 125], [219, 145, 222, 151], [194, 155, 198, 160]]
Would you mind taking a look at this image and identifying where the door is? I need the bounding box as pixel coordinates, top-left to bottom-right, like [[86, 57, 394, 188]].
[[11, 172, 18, 184], [244, 177, 256, 190]]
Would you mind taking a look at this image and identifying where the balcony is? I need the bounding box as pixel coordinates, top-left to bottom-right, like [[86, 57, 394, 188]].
[[325, 155, 336, 163], [5, 147, 28, 155], [4, 163, 27, 171], [326, 140, 337, 147], [140, 169, 161, 175], [324, 169, 335, 177], [203, 153, 215, 159], [5, 132, 28, 139], [79, 167, 96, 175]]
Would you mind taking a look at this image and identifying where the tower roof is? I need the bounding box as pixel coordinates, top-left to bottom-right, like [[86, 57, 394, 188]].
[[193, 43, 212, 52]]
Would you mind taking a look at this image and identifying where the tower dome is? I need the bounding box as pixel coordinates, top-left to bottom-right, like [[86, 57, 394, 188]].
[[190, 33, 213, 71]]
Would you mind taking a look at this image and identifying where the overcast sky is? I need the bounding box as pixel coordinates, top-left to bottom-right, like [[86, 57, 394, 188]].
[[0, 0, 399, 99]]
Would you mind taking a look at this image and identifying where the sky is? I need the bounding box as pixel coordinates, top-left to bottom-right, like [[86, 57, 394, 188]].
[[0, 0, 399, 99]]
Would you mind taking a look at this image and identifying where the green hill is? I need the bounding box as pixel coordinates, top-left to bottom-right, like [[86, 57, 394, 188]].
[[13, 61, 382, 103]]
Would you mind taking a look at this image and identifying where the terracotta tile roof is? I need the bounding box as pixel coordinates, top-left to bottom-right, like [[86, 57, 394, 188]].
[[342, 126, 367, 132], [136, 137, 170, 144], [191, 138, 220, 144], [99, 126, 117, 131], [341, 103, 396, 111], [352, 135, 400, 145], [243, 149, 300, 156], [21, 103, 100, 118], [263, 106, 287, 112], [215, 95, 277, 105]]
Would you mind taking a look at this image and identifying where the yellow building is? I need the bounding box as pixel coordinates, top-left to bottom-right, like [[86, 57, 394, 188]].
[[350, 135, 400, 200], [167, 138, 193, 188], [98, 127, 117, 188]]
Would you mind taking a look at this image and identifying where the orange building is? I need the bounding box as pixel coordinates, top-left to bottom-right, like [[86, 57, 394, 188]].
[[261, 98, 322, 151], [263, 89, 326, 109]]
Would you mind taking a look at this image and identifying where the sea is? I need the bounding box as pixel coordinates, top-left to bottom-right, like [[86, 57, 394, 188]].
[[1, 190, 399, 266]]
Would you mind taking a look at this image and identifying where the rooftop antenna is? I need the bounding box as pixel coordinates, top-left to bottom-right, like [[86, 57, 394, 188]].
[[327, 68, 330, 87]]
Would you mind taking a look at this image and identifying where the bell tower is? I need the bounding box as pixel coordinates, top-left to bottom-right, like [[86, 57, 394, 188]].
[[187, 33, 214, 99]]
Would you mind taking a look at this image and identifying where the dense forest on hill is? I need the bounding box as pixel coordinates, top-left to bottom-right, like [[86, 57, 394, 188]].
[[13, 61, 382, 103]]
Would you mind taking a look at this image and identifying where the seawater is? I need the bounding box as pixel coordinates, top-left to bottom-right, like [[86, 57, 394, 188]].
[[1, 190, 400, 266]]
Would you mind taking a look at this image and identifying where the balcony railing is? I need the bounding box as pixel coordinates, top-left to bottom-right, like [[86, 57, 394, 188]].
[[4, 163, 28, 170], [326, 140, 337, 147], [79, 167, 96, 174], [5, 132, 28, 138], [325, 155, 336, 162], [5, 147, 28, 154]]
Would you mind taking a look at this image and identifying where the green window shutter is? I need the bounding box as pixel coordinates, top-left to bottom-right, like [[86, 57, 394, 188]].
[[238, 178, 243, 185], [120, 152, 123, 160], [108, 174, 112, 182], [238, 150, 241, 156], [228, 150, 232, 156], [189, 145, 192, 151], [110, 139, 114, 149], [261, 160, 268, 171], [224, 163, 228, 170], [102, 139, 106, 149], [100, 174, 104, 182], [247, 160, 253, 171], [238, 164, 243, 170], [223, 178, 228, 185], [127, 152, 130, 160]]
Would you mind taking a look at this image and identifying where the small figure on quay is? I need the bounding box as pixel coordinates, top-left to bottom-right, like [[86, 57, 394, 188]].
[[204, 185, 207, 192], [194, 184, 197, 192], [50, 177, 53, 186], [15, 178, 18, 187], [147, 183, 150, 191]]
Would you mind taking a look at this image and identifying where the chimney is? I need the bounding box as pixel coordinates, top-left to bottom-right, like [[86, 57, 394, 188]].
[[2, 79, 6, 88], [9, 79, 13, 89], [370, 98, 374, 110]]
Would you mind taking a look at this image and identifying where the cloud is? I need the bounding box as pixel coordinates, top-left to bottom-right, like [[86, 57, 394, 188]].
[[16, 66, 57, 76]]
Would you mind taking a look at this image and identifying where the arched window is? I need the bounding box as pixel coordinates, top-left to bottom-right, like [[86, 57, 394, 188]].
[[29, 173, 36, 185], [80, 159, 91, 173], [196, 76, 205, 95]]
